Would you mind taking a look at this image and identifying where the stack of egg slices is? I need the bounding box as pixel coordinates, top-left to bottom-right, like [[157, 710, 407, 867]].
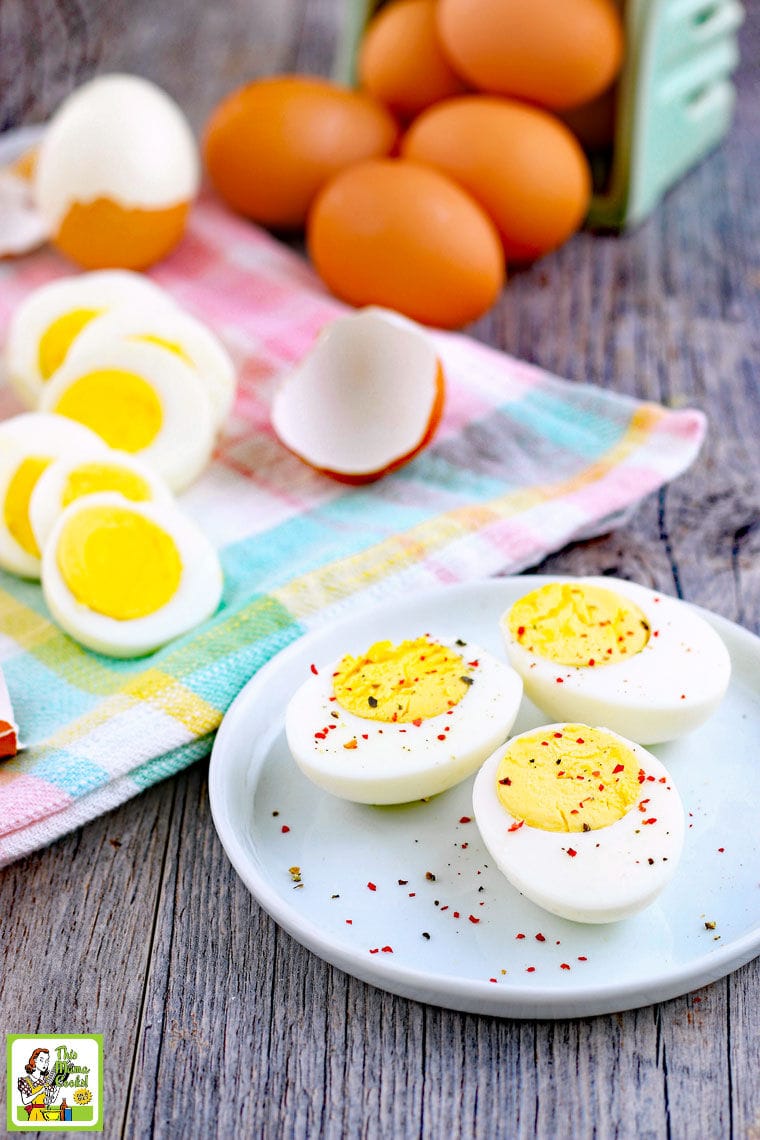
[[0, 270, 235, 656]]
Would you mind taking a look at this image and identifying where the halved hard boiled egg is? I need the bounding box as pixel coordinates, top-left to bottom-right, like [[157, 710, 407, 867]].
[[42, 492, 223, 657], [472, 723, 685, 923], [4, 269, 178, 408], [271, 308, 445, 483], [0, 412, 104, 578], [34, 74, 200, 270], [29, 443, 173, 553], [285, 633, 523, 804], [39, 338, 216, 491], [65, 305, 237, 430], [501, 577, 731, 744]]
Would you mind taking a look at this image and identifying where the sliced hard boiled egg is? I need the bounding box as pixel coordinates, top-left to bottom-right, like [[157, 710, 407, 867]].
[[65, 305, 237, 430], [4, 269, 178, 408], [472, 723, 685, 923], [42, 492, 223, 657], [0, 412, 105, 578], [501, 577, 731, 744], [34, 73, 200, 270], [271, 308, 445, 483], [39, 338, 216, 492], [29, 444, 173, 553], [285, 634, 523, 804]]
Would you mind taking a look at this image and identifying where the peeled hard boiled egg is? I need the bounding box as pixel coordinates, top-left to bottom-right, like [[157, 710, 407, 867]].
[[0, 412, 104, 578], [4, 269, 178, 408], [29, 444, 173, 553], [271, 308, 444, 482], [472, 723, 685, 923], [39, 337, 217, 492], [307, 158, 505, 329], [401, 96, 592, 262], [35, 74, 200, 269], [203, 75, 398, 229], [436, 0, 624, 110], [501, 577, 731, 744], [64, 305, 237, 431], [42, 492, 223, 657], [285, 634, 523, 804]]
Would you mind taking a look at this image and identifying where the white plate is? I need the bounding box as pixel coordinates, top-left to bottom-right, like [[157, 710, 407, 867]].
[[209, 577, 760, 1019]]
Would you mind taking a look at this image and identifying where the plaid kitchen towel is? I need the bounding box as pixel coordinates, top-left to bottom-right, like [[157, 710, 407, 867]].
[[0, 195, 706, 865]]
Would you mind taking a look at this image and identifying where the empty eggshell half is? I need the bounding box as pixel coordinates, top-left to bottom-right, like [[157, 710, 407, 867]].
[[270, 308, 445, 483]]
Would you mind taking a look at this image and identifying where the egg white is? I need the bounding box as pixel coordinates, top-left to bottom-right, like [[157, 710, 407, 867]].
[[39, 337, 217, 492], [501, 576, 731, 744], [472, 723, 685, 924], [29, 443, 174, 553], [4, 270, 178, 407], [41, 492, 223, 657], [285, 638, 523, 804], [67, 304, 237, 430], [0, 412, 105, 578]]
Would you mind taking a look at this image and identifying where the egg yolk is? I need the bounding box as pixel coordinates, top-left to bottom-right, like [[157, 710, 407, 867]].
[[333, 636, 471, 722], [4, 456, 52, 556], [61, 462, 152, 508], [38, 308, 102, 380], [52, 369, 163, 452], [53, 198, 190, 271], [508, 582, 650, 667], [496, 725, 640, 832], [56, 503, 181, 620], [131, 334, 194, 367]]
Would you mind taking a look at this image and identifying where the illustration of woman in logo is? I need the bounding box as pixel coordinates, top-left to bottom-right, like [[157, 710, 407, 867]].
[[17, 1047, 60, 1121]]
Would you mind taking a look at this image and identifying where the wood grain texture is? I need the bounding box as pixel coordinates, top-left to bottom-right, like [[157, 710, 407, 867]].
[[1, 1, 759, 1137]]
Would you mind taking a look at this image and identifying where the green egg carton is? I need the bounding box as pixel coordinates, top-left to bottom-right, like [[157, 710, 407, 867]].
[[336, 0, 745, 229]]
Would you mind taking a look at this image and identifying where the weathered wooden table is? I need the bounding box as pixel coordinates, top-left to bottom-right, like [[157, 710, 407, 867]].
[[1, 2, 759, 1136]]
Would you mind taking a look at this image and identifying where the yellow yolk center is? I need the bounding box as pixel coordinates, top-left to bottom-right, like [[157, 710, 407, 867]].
[[61, 462, 152, 508], [132, 335, 194, 367], [508, 582, 650, 667], [56, 504, 182, 620], [38, 308, 102, 379], [53, 370, 163, 452], [496, 725, 640, 833], [4, 456, 51, 556], [333, 637, 471, 723]]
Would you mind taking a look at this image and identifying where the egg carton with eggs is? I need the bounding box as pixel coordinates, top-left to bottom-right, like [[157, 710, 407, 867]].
[[339, 0, 744, 228]]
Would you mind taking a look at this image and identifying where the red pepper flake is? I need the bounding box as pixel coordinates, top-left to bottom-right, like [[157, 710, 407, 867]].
[[459, 816, 472, 824], [468, 659, 479, 668], [345, 919, 353, 925], [440, 905, 449, 912], [460, 843, 469, 849], [638, 799, 651, 812], [314, 731, 326, 740], [555, 677, 564, 684], [468, 915, 480, 924], [680, 694, 686, 700], [437, 734, 446, 741], [638, 768, 646, 784], [592, 770, 601, 777], [367, 881, 377, 891], [361, 734, 369, 740], [566, 848, 577, 857], [508, 820, 524, 833], [541, 740, 549, 746], [659, 776, 667, 784], [718, 847, 725, 853], [489, 977, 498, 983], [408, 893, 416, 897], [578, 956, 587, 962], [576, 737, 585, 744], [412, 718, 423, 727], [517, 626, 525, 637], [613, 764, 625, 774], [398, 879, 408, 885], [553, 731, 563, 738], [526, 966, 536, 973], [535, 932, 546, 942], [453, 911, 460, 918], [647, 775, 655, 782], [310, 663, 318, 675], [499, 777, 512, 785], [369, 948, 379, 954], [281, 825, 290, 833], [588, 659, 595, 667], [560, 963, 571, 970], [516, 933, 525, 940], [642, 818, 658, 825], [381, 945, 393, 953]]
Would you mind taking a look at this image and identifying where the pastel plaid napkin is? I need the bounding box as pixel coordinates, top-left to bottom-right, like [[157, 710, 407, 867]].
[[0, 196, 706, 865]]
